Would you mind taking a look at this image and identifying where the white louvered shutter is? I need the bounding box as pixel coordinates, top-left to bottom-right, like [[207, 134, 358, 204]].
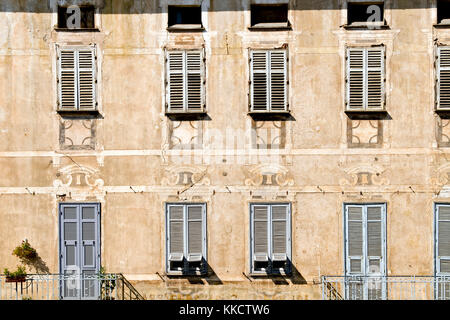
[[168, 205, 184, 262], [187, 205, 203, 262], [438, 205, 450, 274], [251, 50, 288, 112], [253, 205, 269, 262], [437, 47, 450, 110], [167, 51, 185, 112], [167, 50, 204, 113], [57, 46, 97, 111], [251, 51, 269, 111], [270, 51, 287, 111], [347, 206, 364, 274], [186, 52, 203, 112], [78, 48, 96, 110], [367, 49, 384, 110], [366, 206, 383, 274], [347, 47, 385, 111], [271, 205, 288, 261], [58, 49, 77, 110]]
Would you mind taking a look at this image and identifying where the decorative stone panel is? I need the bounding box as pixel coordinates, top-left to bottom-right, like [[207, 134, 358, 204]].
[[59, 118, 96, 150], [347, 119, 383, 148]]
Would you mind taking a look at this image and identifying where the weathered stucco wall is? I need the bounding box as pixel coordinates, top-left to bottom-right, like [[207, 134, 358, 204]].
[[0, 0, 448, 299]]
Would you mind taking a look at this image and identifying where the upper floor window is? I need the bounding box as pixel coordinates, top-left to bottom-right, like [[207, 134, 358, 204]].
[[346, 47, 385, 112], [166, 49, 206, 114], [57, 5, 96, 30], [168, 5, 203, 31], [436, 46, 450, 111], [438, 0, 450, 25], [56, 45, 97, 112], [249, 49, 289, 113], [250, 204, 291, 275], [250, 4, 290, 30], [347, 1, 385, 28], [166, 204, 207, 275]]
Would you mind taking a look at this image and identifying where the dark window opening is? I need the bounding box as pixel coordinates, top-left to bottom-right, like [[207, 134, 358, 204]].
[[254, 261, 269, 272], [169, 261, 184, 271], [58, 5, 95, 29], [250, 4, 289, 28], [272, 261, 287, 270], [438, 0, 450, 24], [347, 2, 384, 25], [168, 6, 202, 28]]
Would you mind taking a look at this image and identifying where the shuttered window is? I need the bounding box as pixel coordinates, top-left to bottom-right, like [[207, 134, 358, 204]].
[[250, 50, 288, 112], [436, 204, 450, 275], [346, 47, 385, 111], [250, 203, 291, 274], [437, 46, 450, 110], [345, 204, 386, 276], [166, 203, 206, 274], [57, 46, 97, 111], [166, 50, 205, 113]]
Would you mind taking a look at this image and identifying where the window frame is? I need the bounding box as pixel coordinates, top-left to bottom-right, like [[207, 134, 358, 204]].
[[167, 5, 204, 31], [436, 45, 450, 111], [248, 3, 291, 31], [434, 204, 450, 276], [345, 46, 386, 113], [249, 48, 289, 114], [165, 48, 206, 115], [343, 203, 387, 277], [55, 4, 99, 32], [344, 0, 387, 29], [249, 203, 292, 275], [165, 203, 207, 276], [56, 44, 98, 113]]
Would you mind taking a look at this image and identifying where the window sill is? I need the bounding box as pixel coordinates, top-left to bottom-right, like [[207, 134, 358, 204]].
[[248, 23, 292, 31], [165, 111, 208, 121], [165, 271, 207, 277], [54, 28, 101, 33], [167, 25, 205, 32], [436, 109, 450, 119], [248, 111, 292, 120], [345, 110, 389, 120], [434, 23, 450, 29], [343, 24, 390, 31], [57, 109, 102, 118], [248, 271, 292, 278]]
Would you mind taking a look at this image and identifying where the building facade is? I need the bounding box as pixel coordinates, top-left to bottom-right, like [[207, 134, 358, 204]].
[[0, 0, 450, 300]]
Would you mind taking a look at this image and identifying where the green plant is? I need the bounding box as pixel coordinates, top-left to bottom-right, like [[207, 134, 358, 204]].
[[12, 240, 37, 262], [4, 265, 27, 279]]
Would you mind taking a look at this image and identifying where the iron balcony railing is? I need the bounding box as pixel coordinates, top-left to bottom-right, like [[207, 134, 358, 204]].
[[322, 275, 450, 300], [0, 273, 144, 300]]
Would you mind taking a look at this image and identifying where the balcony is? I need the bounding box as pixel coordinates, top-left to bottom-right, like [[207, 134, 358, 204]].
[[322, 275, 450, 300], [0, 273, 144, 300]]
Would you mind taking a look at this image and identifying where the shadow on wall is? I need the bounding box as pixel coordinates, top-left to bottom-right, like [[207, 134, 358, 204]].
[[0, 0, 435, 14]]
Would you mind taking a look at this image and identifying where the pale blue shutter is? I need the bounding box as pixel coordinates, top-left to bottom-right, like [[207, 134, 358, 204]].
[[186, 51, 203, 112], [271, 205, 288, 261], [80, 205, 100, 299], [346, 205, 364, 274], [253, 205, 269, 265], [168, 205, 184, 267], [269, 51, 288, 111], [187, 205, 203, 262], [437, 205, 450, 274]]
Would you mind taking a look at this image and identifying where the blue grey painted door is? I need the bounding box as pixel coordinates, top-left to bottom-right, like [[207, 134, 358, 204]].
[[435, 204, 450, 299], [59, 203, 101, 300], [344, 204, 386, 300]]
